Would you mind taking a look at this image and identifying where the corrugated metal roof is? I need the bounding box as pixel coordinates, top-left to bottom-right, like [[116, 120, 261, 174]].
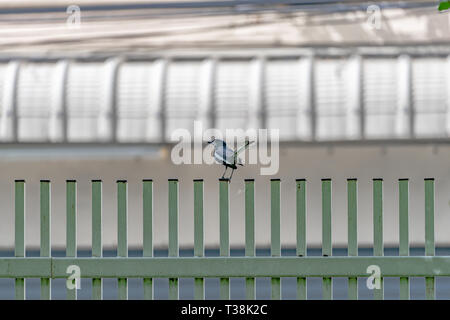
[[0, 50, 449, 144]]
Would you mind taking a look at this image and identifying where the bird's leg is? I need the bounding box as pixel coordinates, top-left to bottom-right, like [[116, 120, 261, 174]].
[[221, 166, 228, 179], [229, 168, 235, 181]]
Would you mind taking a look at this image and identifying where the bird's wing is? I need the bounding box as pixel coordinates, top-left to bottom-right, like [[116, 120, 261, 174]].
[[214, 151, 225, 164], [215, 147, 234, 165], [216, 141, 254, 165], [234, 141, 254, 158], [224, 147, 236, 163]]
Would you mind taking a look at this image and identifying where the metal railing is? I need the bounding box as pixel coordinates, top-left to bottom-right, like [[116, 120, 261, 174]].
[[2, 177, 444, 300]]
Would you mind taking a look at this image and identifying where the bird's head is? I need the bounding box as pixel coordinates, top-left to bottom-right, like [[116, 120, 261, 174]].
[[207, 136, 216, 144], [207, 137, 227, 150]]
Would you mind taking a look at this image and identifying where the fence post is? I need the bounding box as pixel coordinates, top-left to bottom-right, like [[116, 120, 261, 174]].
[[219, 178, 229, 300], [245, 179, 255, 300], [14, 180, 25, 300], [425, 178, 435, 300], [194, 179, 204, 300], [296, 179, 307, 300], [347, 179, 358, 300], [143, 179, 153, 300], [399, 179, 410, 300], [92, 180, 103, 300], [168, 179, 179, 300], [40, 180, 51, 300], [271, 179, 281, 300], [373, 178, 383, 300], [117, 180, 128, 300], [66, 180, 77, 300], [322, 179, 332, 300]]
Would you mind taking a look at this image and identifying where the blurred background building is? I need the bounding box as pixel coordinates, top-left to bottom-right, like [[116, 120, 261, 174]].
[[0, 0, 450, 253]]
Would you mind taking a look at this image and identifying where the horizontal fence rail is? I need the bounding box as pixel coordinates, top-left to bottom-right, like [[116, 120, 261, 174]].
[[2, 256, 450, 278], [4, 178, 441, 300]]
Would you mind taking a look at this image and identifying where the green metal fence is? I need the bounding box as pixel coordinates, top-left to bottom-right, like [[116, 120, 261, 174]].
[[1, 178, 445, 300]]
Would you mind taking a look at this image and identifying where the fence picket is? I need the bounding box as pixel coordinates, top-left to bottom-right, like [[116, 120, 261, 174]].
[[40, 180, 51, 300], [194, 179, 204, 300], [322, 179, 332, 300], [425, 178, 435, 300], [296, 179, 307, 300], [143, 180, 153, 300], [66, 180, 77, 300], [3, 178, 444, 300], [347, 179, 358, 300], [219, 179, 230, 300], [117, 180, 128, 300], [373, 179, 384, 300], [14, 180, 25, 300], [245, 179, 255, 300], [271, 179, 281, 300], [399, 179, 409, 300], [168, 179, 179, 300], [92, 180, 103, 300]]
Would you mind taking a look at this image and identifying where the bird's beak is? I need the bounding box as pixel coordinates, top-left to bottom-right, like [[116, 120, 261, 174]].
[[207, 140, 213, 144]]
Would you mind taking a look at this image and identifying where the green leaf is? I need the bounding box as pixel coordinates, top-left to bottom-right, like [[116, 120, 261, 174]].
[[439, 1, 450, 11]]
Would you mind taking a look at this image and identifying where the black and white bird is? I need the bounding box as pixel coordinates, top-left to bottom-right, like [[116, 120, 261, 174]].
[[208, 137, 254, 181]]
